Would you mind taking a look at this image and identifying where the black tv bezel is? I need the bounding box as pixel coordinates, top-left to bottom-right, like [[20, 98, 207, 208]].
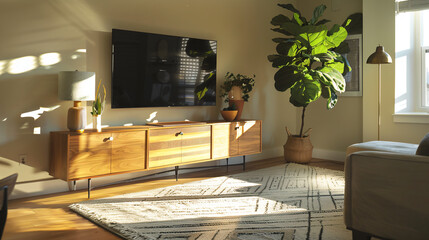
[[111, 28, 217, 109]]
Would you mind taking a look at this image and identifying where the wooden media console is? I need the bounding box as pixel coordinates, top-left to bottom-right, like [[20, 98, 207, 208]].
[[49, 120, 262, 197]]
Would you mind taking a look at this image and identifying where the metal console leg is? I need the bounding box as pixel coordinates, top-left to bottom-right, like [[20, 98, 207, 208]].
[[175, 166, 179, 181], [88, 178, 91, 199], [226, 158, 229, 171], [243, 155, 246, 171]]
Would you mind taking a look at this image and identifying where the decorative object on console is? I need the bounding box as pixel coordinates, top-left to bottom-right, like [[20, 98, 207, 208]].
[[220, 72, 255, 120], [91, 79, 106, 132], [58, 71, 95, 133], [268, 4, 350, 163], [220, 103, 238, 122], [366, 45, 392, 140]]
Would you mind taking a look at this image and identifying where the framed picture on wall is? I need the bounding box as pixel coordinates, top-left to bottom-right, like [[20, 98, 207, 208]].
[[341, 34, 362, 97]]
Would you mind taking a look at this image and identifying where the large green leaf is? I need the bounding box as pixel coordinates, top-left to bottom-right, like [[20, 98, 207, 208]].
[[276, 41, 295, 55], [312, 52, 334, 62], [280, 22, 301, 36], [326, 61, 345, 74], [326, 51, 351, 75], [311, 44, 328, 55], [267, 54, 293, 68], [321, 84, 331, 98], [325, 25, 348, 48], [272, 37, 293, 43], [293, 13, 303, 26], [274, 65, 302, 91], [296, 25, 328, 50], [271, 14, 291, 26], [334, 41, 350, 54], [310, 5, 327, 25], [271, 28, 293, 36], [289, 74, 321, 106], [315, 66, 346, 92], [327, 91, 338, 109]]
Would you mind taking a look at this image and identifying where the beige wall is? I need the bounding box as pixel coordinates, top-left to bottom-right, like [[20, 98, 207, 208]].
[[0, 0, 298, 196], [363, 0, 428, 143], [295, 0, 363, 153]]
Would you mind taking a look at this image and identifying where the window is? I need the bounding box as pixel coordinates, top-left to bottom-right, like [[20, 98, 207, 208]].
[[395, 1, 429, 113]]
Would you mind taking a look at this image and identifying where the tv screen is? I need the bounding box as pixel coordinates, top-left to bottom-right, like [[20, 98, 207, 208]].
[[111, 29, 217, 108]]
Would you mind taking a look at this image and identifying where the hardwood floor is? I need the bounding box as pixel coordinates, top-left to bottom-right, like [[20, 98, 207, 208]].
[[3, 157, 344, 240]]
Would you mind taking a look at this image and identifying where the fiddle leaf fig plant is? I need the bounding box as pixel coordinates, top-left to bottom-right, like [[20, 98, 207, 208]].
[[268, 3, 351, 137]]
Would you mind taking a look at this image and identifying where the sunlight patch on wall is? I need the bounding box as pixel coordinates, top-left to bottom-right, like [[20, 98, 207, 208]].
[[124, 123, 133, 126], [2, 118, 6, 122], [71, 49, 86, 60], [20, 105, 60, 120], [20, 122, 29, 130], [0, 61, 6, 75], [39, 52, 61, 66], [33, 127, 41, 135], [8, 56, 38, 74], [146, 111, 158, 122]]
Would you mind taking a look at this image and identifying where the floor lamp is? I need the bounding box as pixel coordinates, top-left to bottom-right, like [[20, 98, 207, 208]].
[[366, 46, 392, 140]]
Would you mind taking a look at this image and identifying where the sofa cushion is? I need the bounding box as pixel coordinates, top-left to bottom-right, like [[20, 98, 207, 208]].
[[346, 141, 418, 156], [416, 133, 429, 156]]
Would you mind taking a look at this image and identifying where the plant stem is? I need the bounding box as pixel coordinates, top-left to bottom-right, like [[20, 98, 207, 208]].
[[299, 106, 307, 138]]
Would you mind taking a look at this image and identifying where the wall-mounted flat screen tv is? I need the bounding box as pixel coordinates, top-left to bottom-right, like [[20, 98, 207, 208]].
[[111, 29, 217, 108]]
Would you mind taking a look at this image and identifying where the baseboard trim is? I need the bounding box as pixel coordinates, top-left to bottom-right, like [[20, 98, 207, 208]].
[[313, 148, 346, 162]]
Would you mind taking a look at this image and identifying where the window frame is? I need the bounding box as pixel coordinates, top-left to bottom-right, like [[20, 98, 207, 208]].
[[421, 47, 429, 109]]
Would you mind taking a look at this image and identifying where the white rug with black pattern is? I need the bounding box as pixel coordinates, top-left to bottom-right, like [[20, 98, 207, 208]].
[[69, 163, 351, 239]]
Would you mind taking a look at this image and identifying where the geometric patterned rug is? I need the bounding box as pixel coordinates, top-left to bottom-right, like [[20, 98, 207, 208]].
[[69, 163, 352, 239]]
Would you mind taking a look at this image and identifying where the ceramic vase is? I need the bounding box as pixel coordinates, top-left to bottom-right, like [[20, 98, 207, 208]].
[[93, 115, 102, 132]]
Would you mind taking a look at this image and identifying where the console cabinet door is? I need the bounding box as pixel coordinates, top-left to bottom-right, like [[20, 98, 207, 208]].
[[181, 126, 211, 163], [149, 128, 182, 168], [111, 130, 146, 173], [68, 133, 111, 179], [238, 121, 261, 155], [229, 122, 241, 156], [211, 124, 230, 159]]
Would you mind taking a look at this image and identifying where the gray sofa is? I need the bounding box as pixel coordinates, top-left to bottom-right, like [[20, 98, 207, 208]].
[[344, 141, 429, 240]]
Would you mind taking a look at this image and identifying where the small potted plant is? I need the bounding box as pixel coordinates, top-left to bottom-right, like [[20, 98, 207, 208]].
[[220, 103, 238, 122], [220, 72, 255, 120], [91, 80, 106, 132]]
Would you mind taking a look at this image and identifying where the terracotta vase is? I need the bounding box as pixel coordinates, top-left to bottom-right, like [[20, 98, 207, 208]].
[[283, 127, 313, 163], [228, 86, 243, 100], [93, 115, 102, 132], [220, 110, 238, 122], [229, 100, 244, 120]]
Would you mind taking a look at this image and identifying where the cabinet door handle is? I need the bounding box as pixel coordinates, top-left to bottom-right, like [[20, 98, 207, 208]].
[[175, 132, 184, 137], [235, 127, 240, 130], [104, 137, 114, 142]]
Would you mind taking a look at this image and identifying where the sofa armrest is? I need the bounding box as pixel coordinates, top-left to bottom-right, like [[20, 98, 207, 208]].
[[344, 151, 429, 239]]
